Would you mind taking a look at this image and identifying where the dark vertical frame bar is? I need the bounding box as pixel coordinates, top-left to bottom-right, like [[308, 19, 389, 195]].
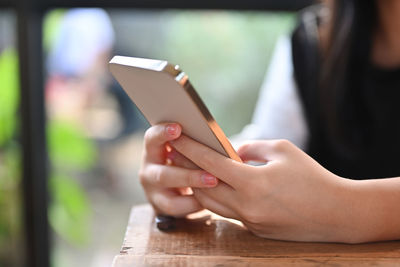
[[17, 0, 50, 266]]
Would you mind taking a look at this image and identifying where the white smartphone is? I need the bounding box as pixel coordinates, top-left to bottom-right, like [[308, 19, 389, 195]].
[[108, 56, 241, 162]]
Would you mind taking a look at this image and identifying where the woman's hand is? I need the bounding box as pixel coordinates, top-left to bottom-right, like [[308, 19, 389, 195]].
[[170, 136, 359, 243], [139, 123, 219, 217]]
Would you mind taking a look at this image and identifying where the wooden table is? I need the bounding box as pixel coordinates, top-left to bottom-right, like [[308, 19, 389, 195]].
[[112, 204, 400, 266]]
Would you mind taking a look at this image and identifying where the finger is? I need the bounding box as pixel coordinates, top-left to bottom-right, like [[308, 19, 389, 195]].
[[237, 141, 269, 162], [167, 148, 199, 170], [144, 123, 182, 164], [170, 135, 250, 188], [237, 140, 289, 162], [193, 189, 238, 220], [195, 182, 238, 211], [152, 190, 203, 217], [144, 164, 219, 188]]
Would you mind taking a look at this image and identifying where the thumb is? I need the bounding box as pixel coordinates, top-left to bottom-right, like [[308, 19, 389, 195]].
[[237, 140, 283, 162]]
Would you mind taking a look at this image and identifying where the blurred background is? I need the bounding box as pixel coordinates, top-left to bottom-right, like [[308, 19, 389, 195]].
[[0, 4, 303, 267]]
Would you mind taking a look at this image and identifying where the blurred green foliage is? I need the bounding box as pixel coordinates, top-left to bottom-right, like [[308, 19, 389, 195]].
[[47, 120, 95, 245], [0, 44, 95, 266], [0, 48, 19, 146], [43, 9, 96, 246], [43, 9, 66, 53], [49, 174, 91, 245], [48, 120, 96, 171], [0, 48, 23, 266]]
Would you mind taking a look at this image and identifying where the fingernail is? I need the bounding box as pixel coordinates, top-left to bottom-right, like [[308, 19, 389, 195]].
[[166, 124, 178, 136], [202, 173, 217, 186]]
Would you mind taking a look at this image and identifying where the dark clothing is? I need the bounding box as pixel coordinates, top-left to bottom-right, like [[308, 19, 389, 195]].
[[291, 7, 400, 179]]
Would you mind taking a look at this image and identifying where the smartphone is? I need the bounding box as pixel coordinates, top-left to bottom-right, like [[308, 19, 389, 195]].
[[108, 56, 241, 162]]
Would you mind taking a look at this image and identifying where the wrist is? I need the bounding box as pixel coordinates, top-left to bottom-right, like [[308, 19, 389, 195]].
[[323, 176, 364, 243], [335, 177, 366, 243], [344, 177, 400, 243], [331, 177, 400, 244]]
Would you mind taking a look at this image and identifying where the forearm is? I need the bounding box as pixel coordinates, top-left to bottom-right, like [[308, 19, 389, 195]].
[[342, 177, 400, 243]]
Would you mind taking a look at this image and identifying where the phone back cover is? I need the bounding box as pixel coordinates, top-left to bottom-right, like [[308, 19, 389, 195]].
[[109, 57, 233, 159]]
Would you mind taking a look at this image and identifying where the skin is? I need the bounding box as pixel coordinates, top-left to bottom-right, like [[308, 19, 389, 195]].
[[139, 1, 400, 243], [139, 123, 400, 243], [139, 123, 217, 217]]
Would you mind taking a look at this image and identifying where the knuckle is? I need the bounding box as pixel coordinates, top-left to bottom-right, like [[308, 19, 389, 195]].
[[154, 167, 165, 186], [138, 164, 152, 187], [271, 139, 292, 152], [143, 127, 154, 143], [239, 207, 264, 225], [138, 168, 146, 186], [159, 198, 178, 216], [144, 125, 165, 146], [237, 141, 252, 155], [141, 165, 168, 187]]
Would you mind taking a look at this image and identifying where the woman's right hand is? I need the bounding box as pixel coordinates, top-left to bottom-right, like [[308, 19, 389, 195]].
[[139, 123, 219, 217]]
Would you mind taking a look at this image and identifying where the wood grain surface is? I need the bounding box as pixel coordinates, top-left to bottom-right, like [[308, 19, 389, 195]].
[[112, 204, 400, 266]]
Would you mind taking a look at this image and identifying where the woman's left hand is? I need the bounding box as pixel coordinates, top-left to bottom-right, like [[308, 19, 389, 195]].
[[170, 136, 358, 243]]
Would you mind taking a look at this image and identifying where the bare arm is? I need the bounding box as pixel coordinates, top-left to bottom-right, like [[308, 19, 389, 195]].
[[170, 134, 400, 244], [345, 178, 400, 243]]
